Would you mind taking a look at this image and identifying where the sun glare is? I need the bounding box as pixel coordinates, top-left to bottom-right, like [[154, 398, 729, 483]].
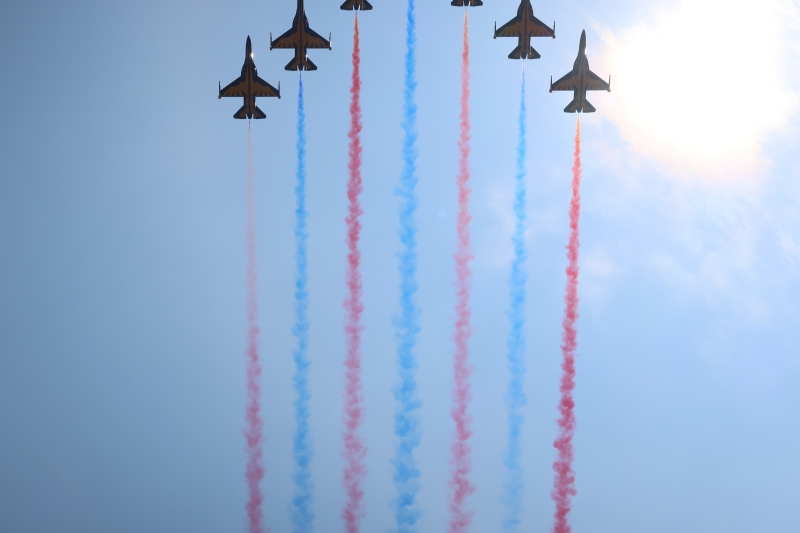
[[597, 0, 798, 179]]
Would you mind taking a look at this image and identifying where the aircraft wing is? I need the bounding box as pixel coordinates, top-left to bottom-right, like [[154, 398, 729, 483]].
[[220, 76, 247, 97], [271, 27, 300, 49], [495, 16, 524, 37], [304, 27, 331, 49], [584, 69, 610, 91], [496, 14, 553, 38], [550, 71, 580, 91], [525, 15, 556, 37], [252, 75, 280, 98]]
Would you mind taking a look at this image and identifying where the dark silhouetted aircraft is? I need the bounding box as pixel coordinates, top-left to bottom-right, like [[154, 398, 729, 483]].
[[550, 30, 610, 113], [451, 0, 483, 6], [340, 0, 373, 10], [271, 0, 331, 71], [494, 0, 555, 59], [219, 36, 280, 120]]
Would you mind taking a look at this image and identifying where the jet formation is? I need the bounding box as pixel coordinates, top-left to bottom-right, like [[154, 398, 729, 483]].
[[219, 0, 610, 117], [550, 30, 611, 113], [270, 0, 331, 71], [218, 36, 280, 120]]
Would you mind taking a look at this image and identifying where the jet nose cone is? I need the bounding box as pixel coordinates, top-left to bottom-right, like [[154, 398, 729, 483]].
[[246, 35, 252, 55], [580, 30, 586, 50]]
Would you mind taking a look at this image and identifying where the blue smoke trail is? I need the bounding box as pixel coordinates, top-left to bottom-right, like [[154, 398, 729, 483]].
[[503, 67, 528, 533], [292, 75, 314, 533], [393, 1, 422, 532]]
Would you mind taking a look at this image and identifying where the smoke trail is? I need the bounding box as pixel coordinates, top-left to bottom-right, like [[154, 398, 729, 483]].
[[292, 76, 314, 533], [503, 66, 527, 533], [393, 1, 422, 532], [245, 124, 267, 533], [448, 11, 475, 533], [551, 117, 581, 533], [342, 14, 367, 533]]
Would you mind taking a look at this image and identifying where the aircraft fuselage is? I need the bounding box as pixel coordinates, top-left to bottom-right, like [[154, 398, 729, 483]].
[[240, 50, 259, 117], [516, 4, 538, 58], [571, 51, 591, 112]]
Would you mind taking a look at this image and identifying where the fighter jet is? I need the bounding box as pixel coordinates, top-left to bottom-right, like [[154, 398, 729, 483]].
[[494, 0, 555, 59], [270, 0, 331, 71], [218, 36, 280, 120], [549, 30, 610, 113], [451, 0, 483, 6], [340, 0, 373, 10]]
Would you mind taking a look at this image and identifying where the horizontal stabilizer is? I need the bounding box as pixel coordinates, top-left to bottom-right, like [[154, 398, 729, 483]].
[[340, 0, 373, 9], [563, 98, 580, 114], [526, 48, 541, 60], [507, 44, 541, 60], [233, 105, 249, 119], [581, 100, 596, 113], [284, 56, 300, 71], [303, 57, 317, 71], [284, 56, 318, 71], [508, 44, 522, 60], [252, 105, 267, 119]]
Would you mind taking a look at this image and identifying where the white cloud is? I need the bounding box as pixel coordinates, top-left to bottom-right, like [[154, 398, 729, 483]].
[[581, 246, 619, 310], [594, 0, 800, 180]]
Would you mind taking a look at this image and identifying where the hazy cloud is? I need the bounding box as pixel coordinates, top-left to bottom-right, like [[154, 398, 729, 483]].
[[594, 0, 800, 180]]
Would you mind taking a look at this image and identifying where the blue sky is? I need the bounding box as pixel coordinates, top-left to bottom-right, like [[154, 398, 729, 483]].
[[1, 1, 799, 532]]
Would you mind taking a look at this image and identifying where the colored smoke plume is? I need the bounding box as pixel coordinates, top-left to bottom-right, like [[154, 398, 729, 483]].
[[342, 14, 367, 533], [393, 1, 422, 531], [503, 66, 527, 533], [245, 124, 267, 533], [552, 117, 581, 533], [448, 11, 475, 533], [292, 76, 314, 533]]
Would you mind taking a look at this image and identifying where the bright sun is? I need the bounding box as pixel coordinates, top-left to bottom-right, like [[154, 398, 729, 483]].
[[597, 0, 798, 178]]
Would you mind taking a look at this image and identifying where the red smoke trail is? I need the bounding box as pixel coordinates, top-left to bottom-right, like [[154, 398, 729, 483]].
[[245, 124, 266, 533], [552, 117, 581, 533], [342, 14, 367, 533], [448, 11, 475, 533]]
